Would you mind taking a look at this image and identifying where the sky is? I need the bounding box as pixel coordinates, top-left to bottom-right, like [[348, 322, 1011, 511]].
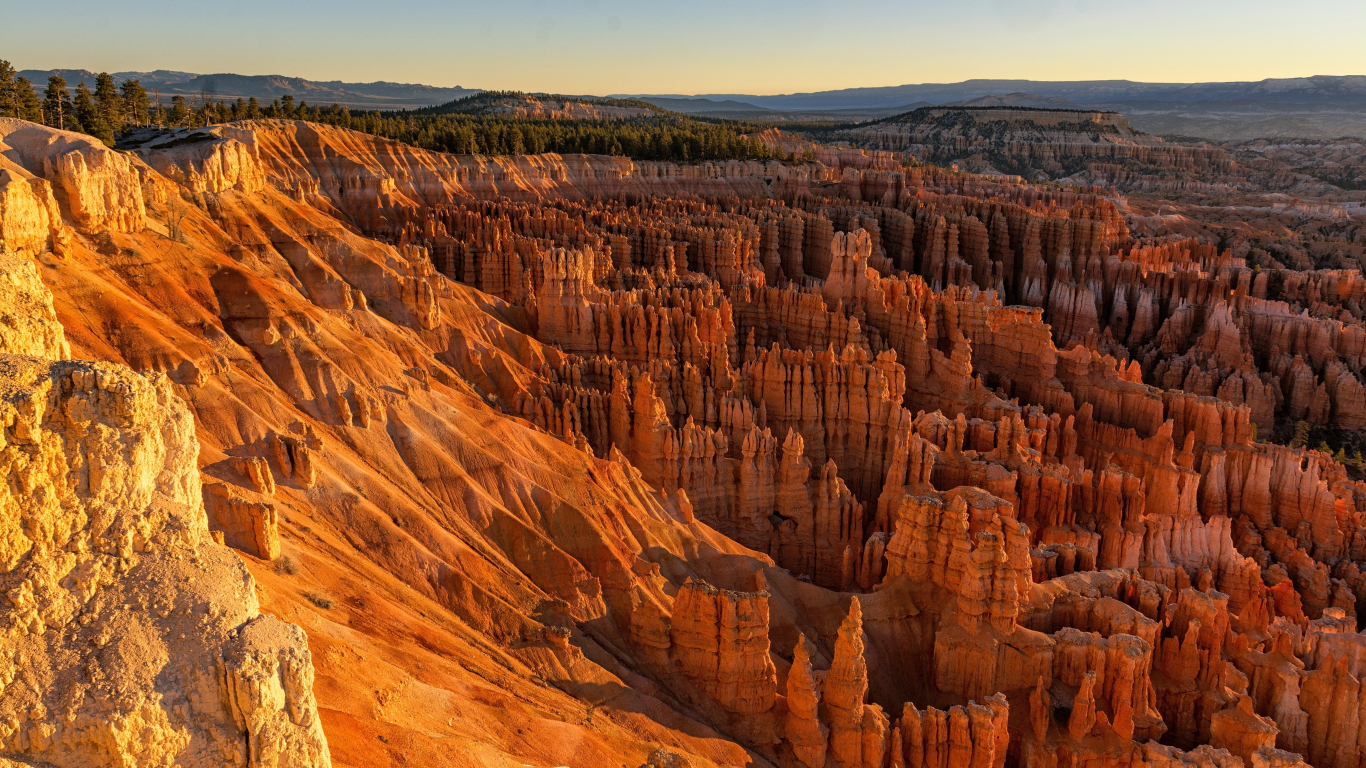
[[4, 0, 1366, 95]]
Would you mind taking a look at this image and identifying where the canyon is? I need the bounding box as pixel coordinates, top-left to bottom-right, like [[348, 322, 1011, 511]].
[[2, 112, 1366, 768]]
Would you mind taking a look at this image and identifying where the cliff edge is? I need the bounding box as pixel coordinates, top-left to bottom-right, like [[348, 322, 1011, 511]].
[[0, 251, 331, 767]]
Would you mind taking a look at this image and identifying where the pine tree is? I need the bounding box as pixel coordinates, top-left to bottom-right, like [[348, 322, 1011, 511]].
[[247, 97, 261, 119], [119, 79, 150, 126], [1291, 420, 1311, 449], [73, 81, 112, 145], [281, 95, 295, 118], [168, 95, 188, 127], [14, 77, 42, 122], [0, 60, 15, 118], [42, 75, 75, 130], [94, 72, 123, 136]]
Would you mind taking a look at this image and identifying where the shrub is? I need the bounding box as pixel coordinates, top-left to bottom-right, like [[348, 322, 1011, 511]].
[[304, 592, 333, 610]]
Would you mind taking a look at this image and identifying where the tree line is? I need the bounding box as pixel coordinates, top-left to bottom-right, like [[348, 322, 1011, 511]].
[[1, 62, 151, 145], [0, 62, 336, 146], [364, 90, 789, 160], [305, 108, 788, 162], [2, 64, 788, 162]]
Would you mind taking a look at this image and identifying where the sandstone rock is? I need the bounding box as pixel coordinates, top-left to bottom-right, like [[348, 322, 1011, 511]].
[[825, 599, 869, 768], [787, 634, 829, 768], [230, 455, 277, 497], [669, 579, 777, 714], [137, 131, 266, 196], [269, 429, 320, 489], [891, 695, 1008, 768], [0, 256, 327, 766], [0, 253, 69, 359], [0, 159, 68, 256], [1210, 695, 1278, 765], [204, 482, 282, 560], [0, 117, 145, 234]]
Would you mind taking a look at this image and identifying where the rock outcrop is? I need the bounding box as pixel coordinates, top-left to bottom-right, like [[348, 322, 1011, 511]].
[[0, 255, 328, 767], [0, 253, 70, 359], [669, 579, 778, 714], [1, 118, 145, 235]]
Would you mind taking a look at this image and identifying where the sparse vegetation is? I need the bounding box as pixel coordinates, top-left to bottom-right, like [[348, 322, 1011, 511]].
[[165, 196, 187, 243], [277, 555, 299, 575], [1290, 420, 1311, 449], [303, 592, 334, 610]]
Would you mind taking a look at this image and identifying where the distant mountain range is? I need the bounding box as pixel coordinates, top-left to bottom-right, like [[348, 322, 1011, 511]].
[[634, 97, 775, 113], [625, 76, 1366, 110], [627, 77, 1366, 138], [17, 69, 479, 110], [17, 68, 1366, 139], [947, 93, 1085, 109]]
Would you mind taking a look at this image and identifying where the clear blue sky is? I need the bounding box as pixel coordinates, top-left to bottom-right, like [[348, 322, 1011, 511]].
[[4, 0, 1364, 94]]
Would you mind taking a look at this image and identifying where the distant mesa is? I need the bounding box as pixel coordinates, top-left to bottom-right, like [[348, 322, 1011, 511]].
[[946, 92, 1086, 110], [634, 96, 774, 114], [832, 104, 1232, 181], [635, 77, 1366, 137], [416, 90, 674, 119], [663, 75, 1366, 111]]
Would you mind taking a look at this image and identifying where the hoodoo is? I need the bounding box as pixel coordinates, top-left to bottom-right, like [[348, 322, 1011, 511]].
[[0, 51, 1364, 768]]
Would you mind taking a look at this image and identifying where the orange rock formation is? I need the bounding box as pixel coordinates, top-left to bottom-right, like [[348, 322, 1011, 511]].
[[1, 116, 1364, 768]]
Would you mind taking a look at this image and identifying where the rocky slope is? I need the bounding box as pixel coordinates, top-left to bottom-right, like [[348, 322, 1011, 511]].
[[0, 248, 329, 767], [2, 116, 1366, 768]]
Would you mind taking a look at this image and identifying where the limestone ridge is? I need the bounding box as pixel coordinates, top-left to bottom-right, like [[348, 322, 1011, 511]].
[[0, 253, 330, 766]]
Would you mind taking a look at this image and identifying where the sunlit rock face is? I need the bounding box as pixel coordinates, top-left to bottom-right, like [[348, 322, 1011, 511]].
[[0, 115, 1362, 768]]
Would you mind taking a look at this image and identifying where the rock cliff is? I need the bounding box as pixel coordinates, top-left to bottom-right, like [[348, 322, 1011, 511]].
[[0, 252, 328, 767]]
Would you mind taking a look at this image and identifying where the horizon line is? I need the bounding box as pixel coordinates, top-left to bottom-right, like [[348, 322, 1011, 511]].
[[10, 64, 1366, 98]]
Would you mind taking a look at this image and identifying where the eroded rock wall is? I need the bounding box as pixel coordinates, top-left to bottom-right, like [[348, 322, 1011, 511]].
[[0, 250, 328, 767]]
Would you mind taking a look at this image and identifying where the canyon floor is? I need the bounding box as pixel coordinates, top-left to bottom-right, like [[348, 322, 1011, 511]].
[[3, 115, 1366, 768]]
